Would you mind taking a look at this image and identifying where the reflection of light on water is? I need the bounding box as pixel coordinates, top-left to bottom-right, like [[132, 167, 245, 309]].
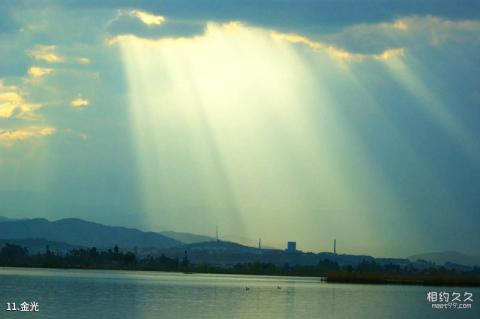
[[6, 268, 477, 318]]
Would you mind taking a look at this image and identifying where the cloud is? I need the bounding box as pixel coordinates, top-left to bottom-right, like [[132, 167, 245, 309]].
[[129, 10, 166, 26], [390, 16, 480, 42], [107, 21, 230, 45], [28, 45, 64, 63], [28, 67, 53, 78], [65, 128, 88, 141], [272, 32, 404, 62], [392, 20, 409, 31], [27, 45, 90, 65], [109, 20, 404, 63], [76, 57, 91, 64], [321, 16, 480, 54], [0, 126, 55, 147], [107, 8, 203, 40], [409, 15, 480, 45], [56, 0, 480, 35], [268, 16, 479, 60], [374, 48, 405, 60], [78, 132, 87, 140], [0, 82, 42, 119], [71, 97, 89, 108], [110, 9, 166, 29]]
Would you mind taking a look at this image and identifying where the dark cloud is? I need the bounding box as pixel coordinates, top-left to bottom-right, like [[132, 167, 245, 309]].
[[60, 0, 480, 35]]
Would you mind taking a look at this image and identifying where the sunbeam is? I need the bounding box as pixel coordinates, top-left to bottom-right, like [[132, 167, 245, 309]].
[[115, 23, 420, 254], [382, 55, 480, 162]]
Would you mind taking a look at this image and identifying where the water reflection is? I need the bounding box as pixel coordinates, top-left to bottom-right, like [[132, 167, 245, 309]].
[[0, 268, 478, 319]]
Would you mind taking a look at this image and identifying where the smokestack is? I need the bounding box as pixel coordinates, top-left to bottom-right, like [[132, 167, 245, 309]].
[[334, 239, 336, 254]]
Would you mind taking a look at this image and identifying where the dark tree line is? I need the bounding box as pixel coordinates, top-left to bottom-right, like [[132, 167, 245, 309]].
[[2, 244, 144, 269], [0, 243, 190, 272], [1, 243, 479, 278]]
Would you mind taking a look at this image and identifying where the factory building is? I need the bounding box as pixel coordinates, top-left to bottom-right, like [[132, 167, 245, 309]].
[[287, 241, 296, 252]]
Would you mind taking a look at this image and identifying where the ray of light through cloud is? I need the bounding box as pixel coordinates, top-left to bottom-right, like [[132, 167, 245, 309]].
[[114, 22, 430, 254], [382, 55, 480, 163]]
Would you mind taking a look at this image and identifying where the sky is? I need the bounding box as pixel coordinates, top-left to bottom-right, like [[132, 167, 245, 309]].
[[0, 0, 479, 257]]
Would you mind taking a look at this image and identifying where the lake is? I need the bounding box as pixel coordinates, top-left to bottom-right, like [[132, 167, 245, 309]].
[[0, 267, 478, 318]]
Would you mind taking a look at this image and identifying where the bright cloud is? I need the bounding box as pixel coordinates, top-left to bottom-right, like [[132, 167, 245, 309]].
[[324, 16, 480, 53], [0, 83, 42, 119], [76, 57, 91, 64], [392, 20, 409, 31], [110, 21, 405, 63], [374, 48, 405, 60], [271, 32, 404, 62], [28, 45, 64, 63], [28, 67, 53, 78], [0, 126, 55, 147], [71, 97, 89, 108], [108, 15, 480, 64], [129, 10, 165, 26]]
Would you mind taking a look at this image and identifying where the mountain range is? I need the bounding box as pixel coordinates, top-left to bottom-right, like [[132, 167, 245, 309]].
[[159, 231, 214, 244], [0, 216, 478, 268], [0, 217, 180, 249], [409, 251, 480, 267]]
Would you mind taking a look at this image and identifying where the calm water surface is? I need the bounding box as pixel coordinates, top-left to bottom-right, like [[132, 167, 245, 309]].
[[0, 267, 478, 318]]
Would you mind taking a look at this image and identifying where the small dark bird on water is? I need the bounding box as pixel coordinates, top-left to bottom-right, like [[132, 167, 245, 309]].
[[245, 287, 250, 291], [277, 286, 281, 289]]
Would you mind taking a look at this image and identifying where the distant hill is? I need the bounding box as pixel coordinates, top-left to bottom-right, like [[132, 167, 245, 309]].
[[409, 251, 480, 267], [0, 218, 181, 249], [153, 241, 378, 267], [160, 231, 215, 244]]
